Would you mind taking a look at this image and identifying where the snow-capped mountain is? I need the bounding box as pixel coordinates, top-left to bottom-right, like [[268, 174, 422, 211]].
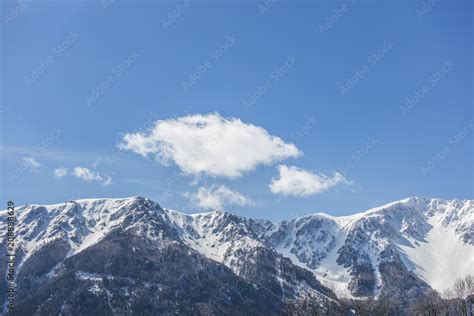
[[0, 197, 334, 315], [261, 197, 474, 298], [263, 198, 474, 296], [0, 196, 472, 315], [166, 197, 473, 303]]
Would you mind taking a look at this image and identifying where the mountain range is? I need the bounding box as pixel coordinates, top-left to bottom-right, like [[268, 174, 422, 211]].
[[1, 196, 472, 315]]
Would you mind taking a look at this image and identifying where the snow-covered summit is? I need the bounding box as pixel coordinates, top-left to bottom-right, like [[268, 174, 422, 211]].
[[261, 197, 473, 296], [0, 196, 164, 270], [1, 196, 472, 300]]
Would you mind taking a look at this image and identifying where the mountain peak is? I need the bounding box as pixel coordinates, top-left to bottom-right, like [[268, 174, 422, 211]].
[[1, 196, 472, 312]]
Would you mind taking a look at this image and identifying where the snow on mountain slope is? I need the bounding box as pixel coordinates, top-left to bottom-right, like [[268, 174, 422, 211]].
[[2, 198, 299, 316], [263, 197, 473, 297], [395, 199, 474, 292], [165, 210, 264, 270], [270, 215, 355, 298], [164, 197, 473, 298], [164, 209, 336, 302], [1, 196, 472, 302], [0, 197, 336, 311], [0, 197, 164, 271]]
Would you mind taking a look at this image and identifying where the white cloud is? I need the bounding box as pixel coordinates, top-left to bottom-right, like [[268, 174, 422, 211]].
[[54, 167, 68, 178], [73, 167, 103, 182], [118, 113, 301, 178], [269, 165, 348, 197], [53, 166, 112, 186], [72, 167, 112, 186], [23, 157, 40, 171], [189, 185, 253, 210]]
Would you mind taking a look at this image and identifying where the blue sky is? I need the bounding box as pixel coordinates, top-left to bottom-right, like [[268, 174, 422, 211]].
[[1, 0, 472, 221]]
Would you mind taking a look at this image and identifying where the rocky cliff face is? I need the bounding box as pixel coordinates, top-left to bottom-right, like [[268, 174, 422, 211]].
[[0, 196, 472, 315], [0, 197, 335, 315], [257, 198, 473, 299]]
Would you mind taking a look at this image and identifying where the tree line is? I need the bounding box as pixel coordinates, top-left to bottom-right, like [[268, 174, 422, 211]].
[[284, 275, 474, 316]]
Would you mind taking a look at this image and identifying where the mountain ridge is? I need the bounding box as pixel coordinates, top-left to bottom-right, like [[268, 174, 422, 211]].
[[1, 196, 472, 314]]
